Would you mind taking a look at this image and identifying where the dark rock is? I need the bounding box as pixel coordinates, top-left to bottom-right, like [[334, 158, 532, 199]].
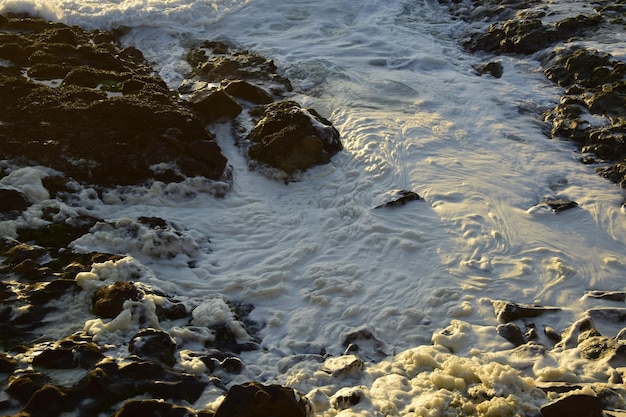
[[0, 16, 229, 188], [128, 328, 177, 367], [544, 326, 562, 343], [497, 323, 526, 347], [374, 190, 421, 209], [247, 101, 342, 175], [223, 80, 274, 104], [22, 384, 68, 417], [93, 281, 142, 319], [0, 353, 17, 373], [6, 371, 49, 403], [113, 400, 197, 417], [578, 335, 621, 361], [214, 382, 310, 417], [185, 41, 292, 95], [492, 300, 560, 323], [149, 373, 207, 402], [540, 394, 603, 417], [539, 198, 578, 212], [587, 307, 626, 324], [0, 189, 30, 214], [473, 61, 503, 78], [586, 291, 626, 302], [3, 243, 46, 265], [31, 339, 103, 369], [188, 88, 243, 122], [27, 279, 80, 305]]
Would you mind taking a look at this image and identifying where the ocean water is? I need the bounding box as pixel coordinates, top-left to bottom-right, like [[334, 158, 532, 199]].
[[2, 0, 626, 415]]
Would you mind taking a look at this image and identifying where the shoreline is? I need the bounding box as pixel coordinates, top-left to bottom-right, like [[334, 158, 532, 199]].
[[0, 2, 626, 415]]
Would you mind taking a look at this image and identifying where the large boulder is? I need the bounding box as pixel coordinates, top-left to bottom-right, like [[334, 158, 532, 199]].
[[214, 382, 311, 417], [246, 101, 342, 175]]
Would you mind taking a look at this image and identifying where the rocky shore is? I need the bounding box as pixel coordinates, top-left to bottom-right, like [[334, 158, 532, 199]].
[[1, 3, 626, 416], [442, 0, 626, 194]]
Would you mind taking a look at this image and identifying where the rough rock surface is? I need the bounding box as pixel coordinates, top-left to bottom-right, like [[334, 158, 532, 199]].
[[214, 382, 311, 417], [246, 101, 343, 175], [0, 16, 229, 187], [440, 0, 626, 189]]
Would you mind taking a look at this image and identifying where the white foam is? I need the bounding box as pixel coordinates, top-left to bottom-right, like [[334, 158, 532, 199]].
[[2, 0, 626, 414]]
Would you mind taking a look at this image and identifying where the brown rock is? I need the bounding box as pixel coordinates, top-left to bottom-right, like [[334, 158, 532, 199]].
[[214, 382, 310, 417]]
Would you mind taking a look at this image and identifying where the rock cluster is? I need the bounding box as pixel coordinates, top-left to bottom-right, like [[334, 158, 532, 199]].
[[0, 13, 343, 417], [442, 0, 626, 191]]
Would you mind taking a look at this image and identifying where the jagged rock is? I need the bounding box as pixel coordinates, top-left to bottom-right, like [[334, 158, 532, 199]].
[[188, 88, 243, 122], [214, 382, 311, 417], [497, 323, 526, 347], [0, 16, 228, 187], [3, 243, 46, 265], [492, 300, 560, 323], [586, 291, 626, 302], [128, 328, 177, 367], [374, 190, 421, 209], [473, 61, 503, 78], [185, 41, 292, 95], [247, 101, 342, 175], [113, 400, 197, 417], [224, 79, 274, 104], [540, 394, 603, 417], [321, 355, 364, 377], [93, 281, 142, 319], [539, 198, 579, 212], [0, 188, 30, 214]]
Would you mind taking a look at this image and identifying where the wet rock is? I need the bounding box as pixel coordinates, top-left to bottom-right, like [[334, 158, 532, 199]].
[[540, 394, 603, 417], [247, 101, 342, 175], [497, 323, 526, 347], [6, 371, 49, 403], [331, 386, 366, 410], [93, 281, 142, 319], [321, 355, 364, 378], [3, 243, 46, 265], [0, 16, 229, 187], [128, 328, 177, 367], [22, 384, 69, 417], [224, 79, 274, 104], [544, 326, 562, 343], [214, 382, 311, 417], [185, 41, 292, 95], [473, 61, 503, 78], [0, 353, 17, 374], [113, 400, 197, 417], [587, 308, 626, 324], [188, 87, 243, 122], [26, 279, 80, 305], [578, 335, 625, 361], [31, 338, 103, 369], [374, 190, 421, 209], [0, 188, 30, 215], [586, 291, 626, 302], [539, 198, 579, 212], [492, 300, 560, 323]]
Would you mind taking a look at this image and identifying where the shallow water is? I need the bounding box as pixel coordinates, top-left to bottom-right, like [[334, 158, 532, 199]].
[[2, 0, 626, 414]]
